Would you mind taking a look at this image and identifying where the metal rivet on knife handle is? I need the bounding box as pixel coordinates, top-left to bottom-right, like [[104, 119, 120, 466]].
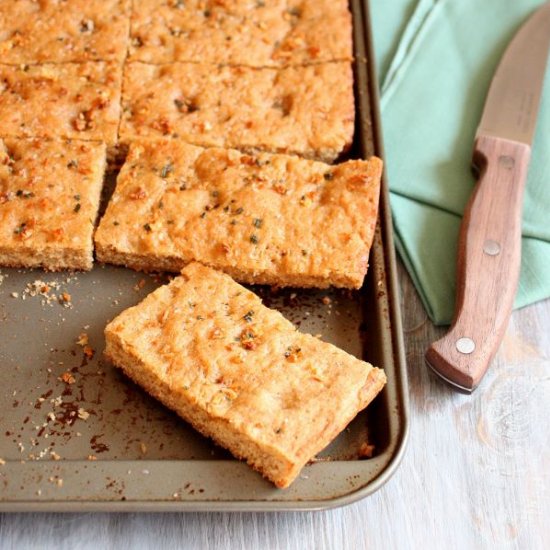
[[499, 155, 515, 169], [483, 240, 501, 256], [455, 338, 476, 355]]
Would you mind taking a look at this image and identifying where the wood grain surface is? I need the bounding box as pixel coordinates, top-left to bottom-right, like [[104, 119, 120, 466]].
[[1, 261, 549, 550]]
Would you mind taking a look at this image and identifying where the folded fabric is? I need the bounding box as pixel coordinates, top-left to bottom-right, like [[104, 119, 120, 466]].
[[371, 0, 550, 325]]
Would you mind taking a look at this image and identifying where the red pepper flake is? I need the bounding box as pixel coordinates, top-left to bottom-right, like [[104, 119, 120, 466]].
[[60, 372, 76, 385], [240, 155, 258, 166], [308, 46, 320, 58], [133, 278, 146, 291], [240, 329, 257, 350], [284, 346, 302, 362], [83, 346, 95, 359], [129, 188, 147, 200], [358, 442, 375, 458], [151, 117, 172, 135]]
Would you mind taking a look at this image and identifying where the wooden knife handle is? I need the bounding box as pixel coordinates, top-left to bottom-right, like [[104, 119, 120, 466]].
[[425, 135, 531, 391]]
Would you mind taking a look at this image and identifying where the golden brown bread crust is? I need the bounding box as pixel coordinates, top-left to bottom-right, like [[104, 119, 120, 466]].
[[0, 0, 131, 64], [0, 138, 106, 271], [0, 62, 122, 145], [94, 140, 382, 288], [104, 263, 387, 488], [129, 0, 352, 67], [119, 61, 355, 162]]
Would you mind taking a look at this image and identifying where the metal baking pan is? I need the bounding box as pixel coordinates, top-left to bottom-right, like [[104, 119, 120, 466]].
[[0, 0, 408, 511]]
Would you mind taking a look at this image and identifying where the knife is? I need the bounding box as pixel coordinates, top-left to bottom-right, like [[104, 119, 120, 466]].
[[425, 1, 550, 393]]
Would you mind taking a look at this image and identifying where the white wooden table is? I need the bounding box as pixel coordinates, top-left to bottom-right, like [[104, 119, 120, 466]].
[[1, 263, 548, 549]]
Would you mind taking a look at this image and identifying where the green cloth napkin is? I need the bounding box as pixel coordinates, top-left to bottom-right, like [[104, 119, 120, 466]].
[[370, 0, 550, 325]]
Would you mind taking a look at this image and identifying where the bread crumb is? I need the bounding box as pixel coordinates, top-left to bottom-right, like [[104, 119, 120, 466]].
[[358, 442, 375, 458], [133, 278, 146, 291], [76, 332, 89, 346], [60, 371, 76, 384]]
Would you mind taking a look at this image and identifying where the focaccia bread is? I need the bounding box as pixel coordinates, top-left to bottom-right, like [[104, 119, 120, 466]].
[[104, 262, 386, 488], [95, 140, 382, 288], [0, 62, 122, 145], [0, 0, 131, 64], [129, 0, 352, 67], [120, 61, 354, 162], [0, 138, 106, 271]]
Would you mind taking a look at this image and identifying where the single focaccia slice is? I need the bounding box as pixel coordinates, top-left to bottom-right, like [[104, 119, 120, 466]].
[[0, 0, 131, 64], [94, 140, 382, 289], [129, 0, 352, 67], [0, 138, 106, 270], [119, 61, 354, 162], [0, 62, 122, 145], [104, 263, 387, 488]]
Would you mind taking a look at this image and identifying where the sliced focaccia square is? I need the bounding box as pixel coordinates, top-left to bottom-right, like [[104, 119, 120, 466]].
[[0, 138, 106, 271], [95, 140, 382, 289], [104, 262, 386, 488], [129, 0, 352, 67], [120, 61, 354, 162], [0, 62, 122, 145], [0, 0, 131, 64]]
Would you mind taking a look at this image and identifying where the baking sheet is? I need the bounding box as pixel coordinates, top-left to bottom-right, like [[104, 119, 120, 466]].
[[0, 0, 408, 511]]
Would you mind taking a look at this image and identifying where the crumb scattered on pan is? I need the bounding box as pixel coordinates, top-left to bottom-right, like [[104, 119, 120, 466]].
[[48, 476, 63, 487], [76, 332, 89, 346], [133, 278, 146, 291], [60, 371, 76, 384], [9, 278, 77, 308], [358, 442, 375, 458], [87, 454, 97, 461], [0, 458, 6, 465]]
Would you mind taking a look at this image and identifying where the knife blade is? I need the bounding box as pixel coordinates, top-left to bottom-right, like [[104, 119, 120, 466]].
[[425, 1, 550, 392]]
